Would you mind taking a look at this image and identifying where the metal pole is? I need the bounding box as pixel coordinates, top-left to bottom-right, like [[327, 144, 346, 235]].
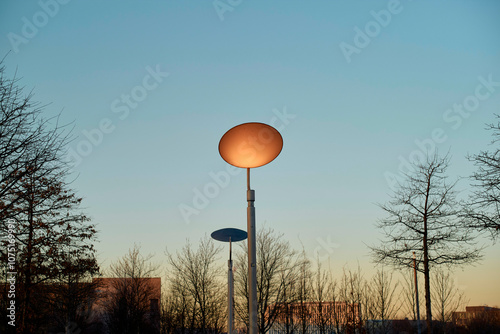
[[228, 238, 233, 334], [413, 252, 422, 334], [247, 168, 257, 334]]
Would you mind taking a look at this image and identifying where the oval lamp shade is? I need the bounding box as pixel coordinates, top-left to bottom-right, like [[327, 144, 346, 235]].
[[211, 228, 248, 242], [219, 122, 283, 168]]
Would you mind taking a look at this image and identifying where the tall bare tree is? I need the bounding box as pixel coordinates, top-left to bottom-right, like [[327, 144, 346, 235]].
[[272, 250, 312, 334], [103, 245, 161, 334], [1, 169, 99, 332], [431, 269, 468, 329], [327, 276, 344, 333], [234, 227, 300, 334], [275, 255, 300, 334], [310, 257, 333, 334], [0, 61, 71, 221], [371, 152, 482, 333], [338, 265, 367, 332], [368, 268, 400, 334], [165, 236, 225, 334], [0, 60, 98, 334], [294, 249, 312, 334], [466, 114, 500, 239], [160, 288, 192, 334]]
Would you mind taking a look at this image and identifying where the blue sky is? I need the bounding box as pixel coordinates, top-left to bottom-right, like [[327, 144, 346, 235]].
[[1, 0, 499, 306]]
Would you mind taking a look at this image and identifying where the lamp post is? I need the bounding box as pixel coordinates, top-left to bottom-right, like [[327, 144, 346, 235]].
[[219, 122, 283, 334], [211, 228, 248, 334]]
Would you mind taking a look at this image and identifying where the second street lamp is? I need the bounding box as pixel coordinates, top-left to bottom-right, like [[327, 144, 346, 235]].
[[211, 228, 247, 334]]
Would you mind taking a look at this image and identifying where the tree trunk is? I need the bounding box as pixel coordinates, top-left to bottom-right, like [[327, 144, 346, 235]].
[[22, 190, 35, 334], [423, 215, 432, 333]]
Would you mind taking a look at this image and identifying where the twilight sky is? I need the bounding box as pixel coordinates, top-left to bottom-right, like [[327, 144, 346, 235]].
[[1, 0, 499, 307]]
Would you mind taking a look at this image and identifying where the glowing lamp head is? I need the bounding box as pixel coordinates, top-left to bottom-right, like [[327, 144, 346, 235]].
[[219, 122, 283, 168]]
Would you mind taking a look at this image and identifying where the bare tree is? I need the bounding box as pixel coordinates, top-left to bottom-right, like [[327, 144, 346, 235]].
[[0, 60, 99, 334], [234, 227, 300, 334], [368, 268, 400, 334], [466, 114, 500, 239], [1, 167, 99, 331], [310, 257, 333, 334], [165, 236, 225, 334], [338, 265, 367, 332], [0, 61, 71, 222], [161, 288, 192, 334], [328, 276, 343, 333], [44, 256, 101, 334], [272, 250, 312, 334], [371, 152, 482, 333], [431, 268, 468, 330], [103, 245, 161, 334], [294, 249, 312, 334], [275, 256, 299, 334]]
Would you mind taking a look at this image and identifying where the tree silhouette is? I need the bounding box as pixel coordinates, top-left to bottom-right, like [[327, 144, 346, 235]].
[[466, 114, 500, 239], [103, 245, 161, 334], [367, 268, 400, 334], [234, 227, 302, 334], [165, 237, 225, 334], [0, 61, 98, 334], [431, 268, 468, 326], [0, 61, 70, 223], [0, 168, 98, 333], [371, 152, 482, 333]]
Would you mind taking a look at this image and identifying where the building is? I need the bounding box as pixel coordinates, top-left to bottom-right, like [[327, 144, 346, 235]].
[[452, 305, 500, 327], [90, 277, 161, 333]]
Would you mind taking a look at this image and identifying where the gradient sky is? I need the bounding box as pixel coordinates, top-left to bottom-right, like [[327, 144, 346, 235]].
[[1, 0, 499, 307]]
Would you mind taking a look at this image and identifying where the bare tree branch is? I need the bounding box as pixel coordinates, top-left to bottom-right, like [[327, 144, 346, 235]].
[[370, 152, 482, 333]]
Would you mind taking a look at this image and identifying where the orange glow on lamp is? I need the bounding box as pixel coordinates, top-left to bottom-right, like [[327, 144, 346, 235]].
[[218, 122, 283, 334], [219, 122, 283, 169]]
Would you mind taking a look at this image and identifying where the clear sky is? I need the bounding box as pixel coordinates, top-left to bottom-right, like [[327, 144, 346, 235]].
[[1, 0, 499, 307]]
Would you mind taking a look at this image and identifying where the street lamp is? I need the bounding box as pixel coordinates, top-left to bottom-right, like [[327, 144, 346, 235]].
[[219, 122, 283, 334], [211, 228, 248, 334]]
